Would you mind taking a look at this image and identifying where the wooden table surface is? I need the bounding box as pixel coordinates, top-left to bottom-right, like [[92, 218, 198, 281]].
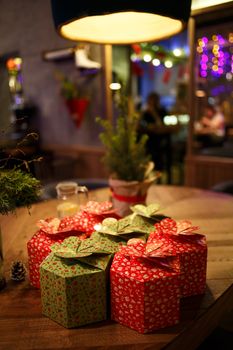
[[1, 185, 233, 350]]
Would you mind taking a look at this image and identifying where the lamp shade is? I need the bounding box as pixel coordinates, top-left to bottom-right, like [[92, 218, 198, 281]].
[[51, 1, 192, 44]]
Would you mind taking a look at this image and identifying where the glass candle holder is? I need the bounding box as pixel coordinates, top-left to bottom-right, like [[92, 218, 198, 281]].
[[56, 181, 88, 218]]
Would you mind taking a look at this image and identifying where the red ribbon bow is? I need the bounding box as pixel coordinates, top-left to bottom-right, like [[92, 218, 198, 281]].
[[154, 218, 205, 245], [37, 217, 78, 237], [119, 239, 178, 270], [81, 200, 117, 217], [37, 211, 100, 237]]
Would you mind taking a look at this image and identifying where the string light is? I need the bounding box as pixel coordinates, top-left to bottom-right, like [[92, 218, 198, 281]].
[[229, 33, 233, 43], [152, 58, 160, 66], [152, 45, 159, 51], [197, 33, 232, 78], [130, 43, 187, 68], [130, 53, 139, 62], [143, 54, 152, 62], [196, 90, 206, 97], [173, 48, 182, 57], [164, 60, 173, 68]]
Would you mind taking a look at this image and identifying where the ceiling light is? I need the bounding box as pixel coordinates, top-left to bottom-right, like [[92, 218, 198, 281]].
[[51, 1, 192, 44], [109, 83, 121, 90]]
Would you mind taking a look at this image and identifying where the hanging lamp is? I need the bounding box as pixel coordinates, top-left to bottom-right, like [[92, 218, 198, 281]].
[[51, 1, 192, 44]]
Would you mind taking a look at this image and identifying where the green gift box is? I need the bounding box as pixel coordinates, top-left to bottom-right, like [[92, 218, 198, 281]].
[[40, 235, 119, 328]]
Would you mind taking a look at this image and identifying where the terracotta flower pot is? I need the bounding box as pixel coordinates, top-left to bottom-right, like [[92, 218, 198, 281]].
[[109, 176, 156, 217]]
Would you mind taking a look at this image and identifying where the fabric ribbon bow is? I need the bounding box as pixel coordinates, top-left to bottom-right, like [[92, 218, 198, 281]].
[[154, 218, 205, 245]]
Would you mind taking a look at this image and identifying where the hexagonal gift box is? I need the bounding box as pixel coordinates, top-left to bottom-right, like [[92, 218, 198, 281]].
[[40, 235, 119, 328], [110, 241, 180, 333]]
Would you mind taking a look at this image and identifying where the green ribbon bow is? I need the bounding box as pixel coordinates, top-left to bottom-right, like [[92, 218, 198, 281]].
[[51, 236, 113, 270], [96, 217, 148, 241], [130, 203, 160, 218], [130, 203, 169, 223]]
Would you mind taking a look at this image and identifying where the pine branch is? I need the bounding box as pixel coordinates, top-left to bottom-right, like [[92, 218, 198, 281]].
[[0, 130, 42, 215], [0, 169, 41, 215]]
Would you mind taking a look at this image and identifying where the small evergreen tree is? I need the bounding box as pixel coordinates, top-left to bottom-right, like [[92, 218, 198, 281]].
[[97, 90, 153, 182]]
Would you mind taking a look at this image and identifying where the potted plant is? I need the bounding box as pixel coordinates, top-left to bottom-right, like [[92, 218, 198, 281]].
[[97, 91, 159, 217], [0, 135, 41, 289], [55, 71, 89, 128]]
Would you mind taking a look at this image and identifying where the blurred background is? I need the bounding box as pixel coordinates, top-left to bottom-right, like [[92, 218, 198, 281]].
[[0, 0, 233, 189]]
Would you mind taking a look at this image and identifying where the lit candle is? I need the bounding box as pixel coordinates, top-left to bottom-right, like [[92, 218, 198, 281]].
[[57, 201, 78, 218]]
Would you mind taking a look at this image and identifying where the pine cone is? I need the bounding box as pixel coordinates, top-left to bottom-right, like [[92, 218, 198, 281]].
[[10, 261, 27, 282]]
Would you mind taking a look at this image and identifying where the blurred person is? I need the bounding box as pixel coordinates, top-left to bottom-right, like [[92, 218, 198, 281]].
[[140, 92, 167, 128], [195, 104, 225, 147], [138, 92, 169, 172]]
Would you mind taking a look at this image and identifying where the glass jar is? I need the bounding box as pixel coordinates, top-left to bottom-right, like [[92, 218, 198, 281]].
[[56, 181, 88, 218]]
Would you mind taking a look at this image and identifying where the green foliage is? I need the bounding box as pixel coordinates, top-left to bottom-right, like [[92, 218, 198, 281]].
[[0, 132, 42, 215], [54, 71, 79, 100], [60, 78, 79, 100], [0, 169, 41, 215], [96, 92, 151, 182]]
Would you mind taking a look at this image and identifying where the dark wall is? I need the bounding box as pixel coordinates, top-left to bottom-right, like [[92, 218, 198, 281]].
[[0, 0, 104, 146]]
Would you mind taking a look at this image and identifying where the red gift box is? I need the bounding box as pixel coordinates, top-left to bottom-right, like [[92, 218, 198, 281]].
[[28, 230, 69, 288], [27, 201, 116, 288], [27, 216, 89, 288], [110, 240, 180, 334], [152, 218, 207, 297]]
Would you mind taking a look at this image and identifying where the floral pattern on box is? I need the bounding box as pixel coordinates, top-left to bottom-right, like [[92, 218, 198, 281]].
[[110, 240, 180, 333], [40, 235, 119, 328], [27, 201, 117, 288], [81, 201, 118, 219], [28, 218, 88, 289], [152, 218, 207, 297]]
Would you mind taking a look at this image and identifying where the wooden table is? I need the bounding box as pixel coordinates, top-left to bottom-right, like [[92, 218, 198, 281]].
[[1, 185, 233, 350]]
